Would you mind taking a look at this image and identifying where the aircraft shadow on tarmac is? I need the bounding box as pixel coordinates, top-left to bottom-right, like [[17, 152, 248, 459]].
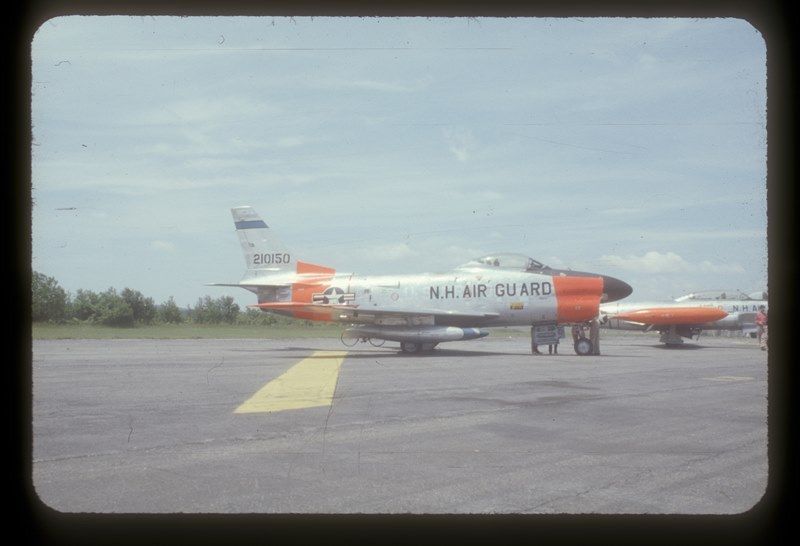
[[658, 343, 761, 351], [259, 347, 529, 358], [649, 344, 706, 350], [250, 347, 655, 359], [231, 345, 648, 361], [231, 345, 661, 358], [645, 343, 757, 350]]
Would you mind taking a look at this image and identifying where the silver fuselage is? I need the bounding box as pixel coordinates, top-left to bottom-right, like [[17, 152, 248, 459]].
[[248, 267, 571, 327]]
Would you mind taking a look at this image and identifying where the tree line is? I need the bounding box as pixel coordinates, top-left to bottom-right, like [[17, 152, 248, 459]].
[[31, 271, 294, 327]]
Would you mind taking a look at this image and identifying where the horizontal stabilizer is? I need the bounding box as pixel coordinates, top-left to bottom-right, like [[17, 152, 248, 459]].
[[250, 302, 338, 311], [207, 282, 290, 288]]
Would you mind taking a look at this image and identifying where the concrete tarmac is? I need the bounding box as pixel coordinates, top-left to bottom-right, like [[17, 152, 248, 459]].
[[31, 332, 768, 513]]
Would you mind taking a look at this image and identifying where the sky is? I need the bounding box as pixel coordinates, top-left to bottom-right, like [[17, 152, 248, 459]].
[[31, 16, 767, 309]]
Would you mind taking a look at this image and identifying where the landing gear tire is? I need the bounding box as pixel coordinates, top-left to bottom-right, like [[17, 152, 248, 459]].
[[574, 338, 593, 356], [368, 338, 386, 347], [400, 341, 422, 353]]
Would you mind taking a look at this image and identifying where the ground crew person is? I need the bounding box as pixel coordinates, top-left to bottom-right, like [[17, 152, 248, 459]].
[[531, 325, 542, 355], [571, 323, 583, 344], [755, 305, 768, 351], [589, 318, 600, 355], [548, 325, 564, 355]]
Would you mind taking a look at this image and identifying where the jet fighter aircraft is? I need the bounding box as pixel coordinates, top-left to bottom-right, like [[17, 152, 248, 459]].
[[599, 290, 768, 345], [212, 206, 632, 354]]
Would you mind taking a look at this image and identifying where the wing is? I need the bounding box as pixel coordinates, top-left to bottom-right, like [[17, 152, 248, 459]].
[[251, 302, 500, 325]]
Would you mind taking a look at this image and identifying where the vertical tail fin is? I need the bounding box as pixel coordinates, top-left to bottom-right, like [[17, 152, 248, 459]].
[[231, 206, 296, 276], [227, 206, 338, 313]]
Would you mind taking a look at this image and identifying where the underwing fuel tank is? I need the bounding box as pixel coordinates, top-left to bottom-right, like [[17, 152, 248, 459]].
[[343, 325, 489, 343]]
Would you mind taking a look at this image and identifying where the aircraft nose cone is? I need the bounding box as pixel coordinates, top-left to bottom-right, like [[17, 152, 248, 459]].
[[541, 268, 632, 302], [601, 275, 633, 302]]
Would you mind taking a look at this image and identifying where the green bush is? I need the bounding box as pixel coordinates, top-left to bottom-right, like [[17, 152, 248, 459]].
[[32, 272, 69, 322], [70, 289, 101, 321], [121, 288, 156, 324], [191, 295, 240, 324], [66, 287, 135, 327], [96, 288, 134, 327], [32, 270, 325, 329], [98, 297, 134, 327], [158, 296, 184, 324]]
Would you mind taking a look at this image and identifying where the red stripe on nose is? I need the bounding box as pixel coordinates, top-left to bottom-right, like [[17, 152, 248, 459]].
[[553, 276, 604, 323]]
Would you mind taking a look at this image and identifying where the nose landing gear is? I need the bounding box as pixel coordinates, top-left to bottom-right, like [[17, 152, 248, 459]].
[[574, 337, 593, 356]]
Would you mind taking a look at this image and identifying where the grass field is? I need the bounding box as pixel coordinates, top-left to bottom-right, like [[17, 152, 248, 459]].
[[32, 322, 344, 340]]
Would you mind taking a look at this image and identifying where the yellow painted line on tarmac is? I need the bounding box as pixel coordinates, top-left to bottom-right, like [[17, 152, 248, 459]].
[[234, 350, 347, 414]]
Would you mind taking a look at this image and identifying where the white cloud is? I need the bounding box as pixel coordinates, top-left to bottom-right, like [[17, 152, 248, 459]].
[[697, 260, 746, 274], [342, 78, 429, 93], [635, 230, 766, 243], [442, 127, 476, 162], [132, 96, 281, 126], [475, 190, 504, 201], [363, 242, 415, 262], [598, 207, 647, 216], [276, 136, 307, 148], [637, 52, 659, 70], [599, 251, 743, 274], [542, 256, 568, 269], [150, 240, 176, 252]]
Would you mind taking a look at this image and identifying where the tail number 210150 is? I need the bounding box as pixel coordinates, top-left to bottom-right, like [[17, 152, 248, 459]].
[[253, 253, 291, 265]]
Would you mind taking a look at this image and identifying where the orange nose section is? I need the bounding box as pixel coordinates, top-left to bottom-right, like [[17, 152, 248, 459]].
[[553, 276, 604, 323], [614, 307, 728, 325]]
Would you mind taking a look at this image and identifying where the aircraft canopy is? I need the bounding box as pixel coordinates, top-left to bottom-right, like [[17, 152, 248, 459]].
[[464, 253, 548, 271], [674, 290, 767, 302]]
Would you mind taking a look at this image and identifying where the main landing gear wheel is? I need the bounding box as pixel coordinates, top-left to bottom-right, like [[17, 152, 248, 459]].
[[574, 337, 593, 356], [368, 338, 386, 347]]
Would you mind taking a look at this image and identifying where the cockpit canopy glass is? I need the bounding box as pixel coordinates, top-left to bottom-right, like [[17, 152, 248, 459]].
[[674, 290, 766, 302], [466, 253, 548, 271]]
